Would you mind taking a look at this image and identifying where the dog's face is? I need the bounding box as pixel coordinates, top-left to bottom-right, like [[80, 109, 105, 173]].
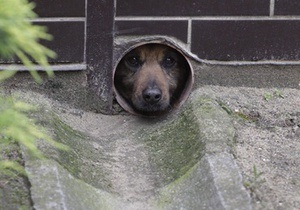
[[114, 44, 189, 116]]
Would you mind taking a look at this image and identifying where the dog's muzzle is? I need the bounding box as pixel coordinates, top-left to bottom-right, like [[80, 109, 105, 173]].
[[142, 87, 162, 105]]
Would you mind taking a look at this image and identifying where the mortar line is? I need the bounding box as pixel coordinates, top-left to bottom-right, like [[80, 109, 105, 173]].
[[84, 0, 87, 63], [115, 16, 189, 21], [0, 64, 87, 71], [113, 0, 117, 35], [115, 16, 300, 21], [270, 0, 275, 16], [32, 17, 86, 22], [187, 19, 192, 51], [114, 0, 117, 14], [199, 60, 300, 66]]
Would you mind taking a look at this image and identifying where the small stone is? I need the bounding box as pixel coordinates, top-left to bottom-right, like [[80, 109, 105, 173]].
[[295, 127, 300, 137]]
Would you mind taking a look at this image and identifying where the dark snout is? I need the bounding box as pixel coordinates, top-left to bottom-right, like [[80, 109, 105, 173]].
[[135, 79, 169, 113], [142, 87, 162, 105]]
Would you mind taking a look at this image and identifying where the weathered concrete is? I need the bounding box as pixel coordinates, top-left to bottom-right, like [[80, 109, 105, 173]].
[[25, 159, 124, 210], [154, 90, 250, 210], [13, 88, 252, 210], [2, 64, 299, 209], [0, 141, 33, 210], [156, 153, 249, 210], [193, 62, 300, 89]]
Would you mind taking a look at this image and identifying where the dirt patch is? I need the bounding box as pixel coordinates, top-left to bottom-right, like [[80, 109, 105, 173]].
[[198, 86, 300, 210]]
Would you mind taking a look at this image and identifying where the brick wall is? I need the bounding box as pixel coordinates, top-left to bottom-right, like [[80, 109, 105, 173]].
[[116, 0, 300, 62], [32, 0, 86, 64], [1, 0, 299, 113], [2, 1, 300, 66]]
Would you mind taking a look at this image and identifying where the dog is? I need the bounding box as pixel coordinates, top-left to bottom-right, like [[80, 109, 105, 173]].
[[114, 44, 189, 116]]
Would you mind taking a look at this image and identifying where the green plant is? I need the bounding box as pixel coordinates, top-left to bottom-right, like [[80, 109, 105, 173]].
[[0, 0, 56, 83], [274, 89, 284, 98], [0, 98, 66, 154], [0, 0, 63, 179], [244, 165, 265, 195], [218, 100, 233, 115], [263, 92, 273, 101], [263, 89, 284, 101]]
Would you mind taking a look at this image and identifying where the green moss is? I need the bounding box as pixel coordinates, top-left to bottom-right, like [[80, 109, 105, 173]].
[[0, 141, 33, 210], [50, 115, 81, 176], [236, 112, 254, 121], [218, 101, 234, 115], [155, 162, 199, 207], [142, 107, 205, 187], [40, 113, 113, 191]]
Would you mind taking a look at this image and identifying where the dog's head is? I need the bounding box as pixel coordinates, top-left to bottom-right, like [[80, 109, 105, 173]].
[[114, 44, 189, 116]]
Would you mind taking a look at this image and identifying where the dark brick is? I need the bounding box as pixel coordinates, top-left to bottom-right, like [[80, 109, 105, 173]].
[[275, 0, 300, 15], [116, 0, 269, 16], [31, 0, 85, 17], [39, 22, 85, 63], [191, 20, 300, 61], [115, 20, 188, 43]]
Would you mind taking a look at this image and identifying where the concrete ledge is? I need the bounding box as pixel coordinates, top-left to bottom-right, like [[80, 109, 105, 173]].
[[17, 89, 252, 209]]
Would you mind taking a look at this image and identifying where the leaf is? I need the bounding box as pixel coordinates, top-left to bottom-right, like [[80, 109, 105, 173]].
[[0, 70, 17, 83], [274, 89, 284, 99], [0, 160, 27, 176], [0, 0, 56, 83], [263, 92, 273, 101]]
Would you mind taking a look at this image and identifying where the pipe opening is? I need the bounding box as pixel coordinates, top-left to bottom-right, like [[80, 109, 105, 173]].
[[114, 43, 194, 117]]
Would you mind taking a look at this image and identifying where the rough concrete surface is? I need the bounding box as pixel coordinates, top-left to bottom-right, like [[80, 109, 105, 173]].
[[199, 86, 300, 210], [1, 64, 299, 210], [4, 88, 251, 210]]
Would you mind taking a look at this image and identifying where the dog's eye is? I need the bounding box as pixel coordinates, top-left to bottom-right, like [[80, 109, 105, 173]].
[[125, 56, 141, 68], [162, 56, 176, 68]]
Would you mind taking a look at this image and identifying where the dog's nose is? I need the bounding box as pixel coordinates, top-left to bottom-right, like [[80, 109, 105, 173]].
[[143, 88, 162, 104]]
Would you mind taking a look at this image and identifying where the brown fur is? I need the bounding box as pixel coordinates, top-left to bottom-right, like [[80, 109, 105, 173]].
[[114, 44, 189, 116]]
